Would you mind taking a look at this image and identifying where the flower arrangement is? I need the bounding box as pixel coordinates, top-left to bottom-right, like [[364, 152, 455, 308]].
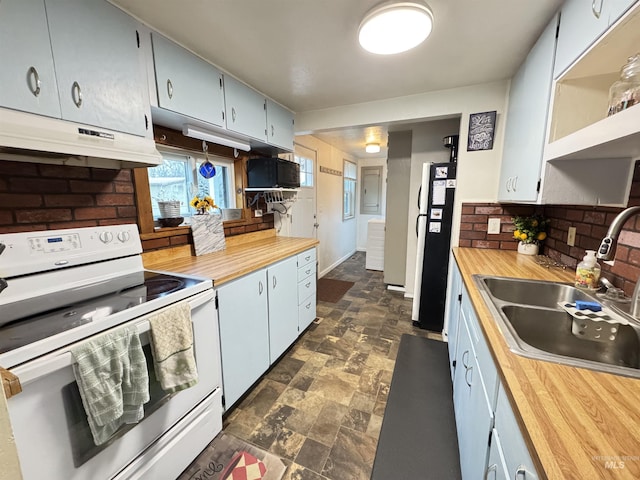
[[512, 214, 549, 244], [190, 195, 217, 215]]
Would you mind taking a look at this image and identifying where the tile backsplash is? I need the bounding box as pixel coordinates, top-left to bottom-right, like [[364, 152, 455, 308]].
[[460, 163, 640, 295]]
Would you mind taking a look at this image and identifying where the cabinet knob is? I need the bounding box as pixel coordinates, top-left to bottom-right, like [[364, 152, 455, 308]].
[[232, 107, 236, 123], [273, 276, 277, 289], [27, 66, 41, 97], [258, 281, 263, 295], [167, 79, 173, 99], [72, 81, 83, 108], [592, 0, 603, 18], [512, 175, 518, 192], [515, 465, 531, 479], [465, 365, 473, 387], [485, 464, 497, 480]]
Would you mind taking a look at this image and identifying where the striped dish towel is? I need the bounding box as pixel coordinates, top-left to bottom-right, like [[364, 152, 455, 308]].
[[71, 326, 150, 445], [148, 302, 198, 393]]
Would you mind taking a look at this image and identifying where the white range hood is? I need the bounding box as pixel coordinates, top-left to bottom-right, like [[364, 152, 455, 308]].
[[0, 107, 162, 169]]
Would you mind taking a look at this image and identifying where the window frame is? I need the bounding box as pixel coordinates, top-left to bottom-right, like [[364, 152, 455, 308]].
[[343, 159, 357, 221]]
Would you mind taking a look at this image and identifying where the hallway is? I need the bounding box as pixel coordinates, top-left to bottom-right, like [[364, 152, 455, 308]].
[[222, 251, 441, 480]]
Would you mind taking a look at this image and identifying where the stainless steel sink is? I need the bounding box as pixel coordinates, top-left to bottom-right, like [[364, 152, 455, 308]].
[[480, 276, 595, 308], [474, 275, 640, 378]]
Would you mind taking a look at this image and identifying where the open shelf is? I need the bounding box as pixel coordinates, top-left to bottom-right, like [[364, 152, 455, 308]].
[[545, 3, 640, 162]]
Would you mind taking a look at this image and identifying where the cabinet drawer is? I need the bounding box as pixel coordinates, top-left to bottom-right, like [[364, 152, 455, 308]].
[[297, 248, 316, 268], [298, 277, 316, 301], [298, 293, 316, 331], [298, 261, 316, 282]]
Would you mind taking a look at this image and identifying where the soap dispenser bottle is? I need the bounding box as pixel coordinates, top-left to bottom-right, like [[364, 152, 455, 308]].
[[575, 250, 601, 290]]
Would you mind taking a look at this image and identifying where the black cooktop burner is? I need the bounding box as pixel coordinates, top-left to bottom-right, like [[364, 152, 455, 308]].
[[120, 277, 185, 300], [0, 270, 205, 355]]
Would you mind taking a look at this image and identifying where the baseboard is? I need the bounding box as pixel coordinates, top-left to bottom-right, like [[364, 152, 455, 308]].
[[319, 249, 357, 278], [387, 285, 405, 293]]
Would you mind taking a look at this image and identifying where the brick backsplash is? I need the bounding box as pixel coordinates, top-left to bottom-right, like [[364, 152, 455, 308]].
[[460, 162, 640, 295], [0, 160, 275, 251], [0, 161, 136, 232]]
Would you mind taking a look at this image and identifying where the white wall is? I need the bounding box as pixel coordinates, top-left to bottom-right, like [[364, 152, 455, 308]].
[[404, 118, 461, 297], [294, 135, 357, 277], [356, 157, 387, 251], [296, 79, 509, 257]]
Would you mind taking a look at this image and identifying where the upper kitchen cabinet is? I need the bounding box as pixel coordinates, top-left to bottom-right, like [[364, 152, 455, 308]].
[[44, 0, 148, 137], [0, 0, 61, 119], [554, 0, 637, 78], [266, 99, 295, 151], [223, 75, 268, 141], [541, 1, 640, 206], [151, 32, 225, 128], [498, 14, 558, 202]]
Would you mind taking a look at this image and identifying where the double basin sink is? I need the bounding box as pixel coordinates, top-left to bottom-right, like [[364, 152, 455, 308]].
[[474, 275, 640, 378]]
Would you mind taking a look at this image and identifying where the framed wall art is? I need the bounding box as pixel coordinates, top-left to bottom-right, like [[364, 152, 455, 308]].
[[467, 111, 497, 151]]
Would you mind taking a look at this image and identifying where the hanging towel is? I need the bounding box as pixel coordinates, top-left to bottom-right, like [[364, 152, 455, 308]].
[[148, 302, 198, 393], [71, 326, 149, 446]]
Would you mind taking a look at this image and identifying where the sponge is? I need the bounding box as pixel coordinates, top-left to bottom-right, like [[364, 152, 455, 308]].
[[574, 300, 602, 312]]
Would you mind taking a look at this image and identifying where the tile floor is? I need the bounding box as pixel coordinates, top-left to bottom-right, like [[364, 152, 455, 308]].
[[222, 252, 442, 480]]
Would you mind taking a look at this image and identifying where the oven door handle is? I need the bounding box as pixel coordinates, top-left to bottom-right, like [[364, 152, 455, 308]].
[[10, 289, 214, 387]]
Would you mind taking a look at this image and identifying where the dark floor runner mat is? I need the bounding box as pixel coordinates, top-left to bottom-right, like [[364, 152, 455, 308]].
[[316, 278, 354, 303], [371, 334, 462, 480]]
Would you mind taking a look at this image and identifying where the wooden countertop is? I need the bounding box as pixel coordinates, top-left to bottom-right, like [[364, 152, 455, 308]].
[[143, 233, 319, 286], [453, 247, 640, 480]]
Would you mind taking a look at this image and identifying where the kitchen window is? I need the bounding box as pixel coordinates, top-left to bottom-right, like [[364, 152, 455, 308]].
[[147, 149, 235, 220], [343, 159, 357, 220], [295, 154, 314, 188]]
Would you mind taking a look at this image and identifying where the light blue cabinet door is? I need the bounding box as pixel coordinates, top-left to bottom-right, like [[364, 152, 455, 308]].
[[454, 318, 494, 480], [217, 269, 270, 409], [495, 385, 539, 480], [267, 256, 299, 363], [0, 0, 60, 118], [486, 428, 510, 480], [266, 99, 294, 151], [554, 0, 610, 78], [151, 33, 225, 127], [446, 261, 462, 379], [45, 0, 147, 136], [223, 75, 267, 141], [608, 0, 637, 24], [499, 14, 558, 202]]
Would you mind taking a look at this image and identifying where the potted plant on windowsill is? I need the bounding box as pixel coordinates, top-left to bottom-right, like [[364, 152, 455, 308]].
[[512, 214, 549, 255]]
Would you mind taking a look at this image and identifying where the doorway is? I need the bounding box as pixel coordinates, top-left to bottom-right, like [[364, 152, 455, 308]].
[[290, 143, 318, 239]]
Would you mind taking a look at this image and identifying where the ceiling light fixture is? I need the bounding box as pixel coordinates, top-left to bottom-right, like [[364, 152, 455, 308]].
[[182, 124, 251, 152], [358, 1, 433, 55], [366, 143, 381, 153]]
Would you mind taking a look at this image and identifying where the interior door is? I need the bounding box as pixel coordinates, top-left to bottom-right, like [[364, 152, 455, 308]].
[[289, 143, 318, 239]]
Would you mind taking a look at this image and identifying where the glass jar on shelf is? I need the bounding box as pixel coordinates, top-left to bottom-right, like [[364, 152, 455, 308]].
[[607, 53, 640, 116]]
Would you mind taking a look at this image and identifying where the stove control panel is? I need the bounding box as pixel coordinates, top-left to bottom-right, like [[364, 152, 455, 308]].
[[0, 224, 142, 279]]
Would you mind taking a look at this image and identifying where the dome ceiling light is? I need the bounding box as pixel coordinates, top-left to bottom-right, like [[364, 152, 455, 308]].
[[366, 143, 381, 153], [358, 1, 434, 55]]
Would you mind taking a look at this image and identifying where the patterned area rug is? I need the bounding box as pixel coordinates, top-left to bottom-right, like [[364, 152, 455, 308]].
[[178, 432, 286, 480], [317, 278, 355, 303]]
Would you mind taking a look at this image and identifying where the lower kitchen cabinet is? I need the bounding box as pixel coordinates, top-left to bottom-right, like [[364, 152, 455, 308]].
[[216, 268, 270, 410], [267, 256, 299, 364], [297, 248, 317, 332], [494, 384, 539, 480], [445, 257, 463, 379], [448, 260, 537, 480], [453, 305, 495, 480], [217, 248, 317, 410]]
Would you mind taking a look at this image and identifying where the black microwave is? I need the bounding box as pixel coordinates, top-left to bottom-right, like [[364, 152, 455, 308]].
[[247, 157, 300, 188]]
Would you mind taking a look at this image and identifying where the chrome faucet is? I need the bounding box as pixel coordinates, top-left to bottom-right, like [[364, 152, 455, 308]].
[[597, 206, 640, 260]]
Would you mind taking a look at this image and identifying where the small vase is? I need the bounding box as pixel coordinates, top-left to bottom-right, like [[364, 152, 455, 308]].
[[517, 242, 539, 256]]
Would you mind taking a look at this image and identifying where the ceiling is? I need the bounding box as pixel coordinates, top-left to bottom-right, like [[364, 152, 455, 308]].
[[112, 0, 564, 158]]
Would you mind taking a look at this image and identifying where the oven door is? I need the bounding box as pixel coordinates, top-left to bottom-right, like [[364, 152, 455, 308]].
[[7, 289, 220, 480]]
